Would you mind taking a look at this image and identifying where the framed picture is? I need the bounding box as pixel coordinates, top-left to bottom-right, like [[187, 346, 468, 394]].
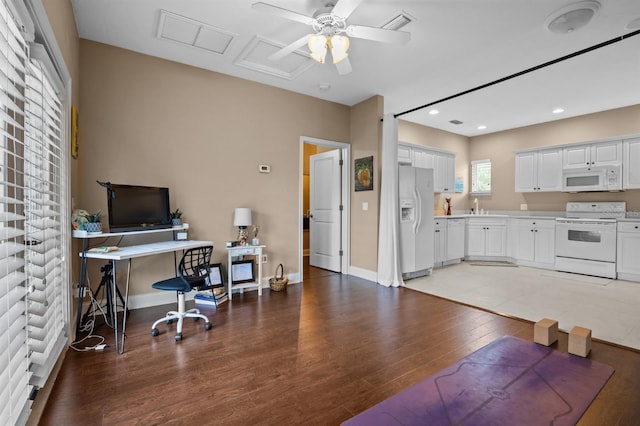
[[355, 156, 373, 191], [231, 259, 255, 284], [71, 105, 79, 159], [206, 263, 224, 287]]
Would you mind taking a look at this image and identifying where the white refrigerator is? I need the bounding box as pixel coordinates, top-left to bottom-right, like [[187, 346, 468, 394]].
[[399, 165, 434, 279]]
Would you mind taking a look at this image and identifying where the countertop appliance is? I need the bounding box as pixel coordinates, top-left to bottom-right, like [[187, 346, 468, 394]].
[[555, 201, 626, 279], [399, 165, 434, 279]]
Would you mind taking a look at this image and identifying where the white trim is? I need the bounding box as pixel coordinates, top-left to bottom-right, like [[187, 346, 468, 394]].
[[348, 265, 377, 283], [299, 136, 351, 281]]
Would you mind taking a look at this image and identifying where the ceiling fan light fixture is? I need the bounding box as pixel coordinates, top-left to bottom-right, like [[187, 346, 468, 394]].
[[544, 1, 600, 34], [308, 34, 328, 63], [330, 35, 350, 64]]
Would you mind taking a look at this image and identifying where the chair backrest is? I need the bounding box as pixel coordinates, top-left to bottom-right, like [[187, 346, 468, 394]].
[[178, 245, 214, 289]]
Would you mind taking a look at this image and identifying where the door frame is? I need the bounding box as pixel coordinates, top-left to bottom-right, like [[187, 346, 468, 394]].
[[299, 136, 350, 281]]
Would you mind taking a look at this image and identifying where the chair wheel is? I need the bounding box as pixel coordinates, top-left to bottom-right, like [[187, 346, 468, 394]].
[[175, 333, 182, 341], [205, 322, 212, 331], [166, 319, 174, 324], [151, 328, 159, 336]]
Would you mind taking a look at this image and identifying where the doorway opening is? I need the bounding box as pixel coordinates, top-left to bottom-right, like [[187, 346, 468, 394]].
[[299, 136, 350, 282]]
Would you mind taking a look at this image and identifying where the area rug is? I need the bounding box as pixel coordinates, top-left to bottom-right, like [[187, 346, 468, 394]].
[[343, 336, 614, 426]]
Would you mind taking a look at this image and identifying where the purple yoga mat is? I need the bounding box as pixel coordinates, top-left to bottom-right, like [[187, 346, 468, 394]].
[[344, 336, 614, 426]]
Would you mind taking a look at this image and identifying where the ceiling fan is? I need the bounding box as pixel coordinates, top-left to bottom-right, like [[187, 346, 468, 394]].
[[252, 0, 411, 75]]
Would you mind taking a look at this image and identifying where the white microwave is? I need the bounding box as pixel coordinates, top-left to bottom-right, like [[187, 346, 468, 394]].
[[562, 165, 622, 192]]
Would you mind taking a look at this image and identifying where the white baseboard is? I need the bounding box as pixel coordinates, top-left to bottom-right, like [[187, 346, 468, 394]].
[[347, 265, 377, 283]]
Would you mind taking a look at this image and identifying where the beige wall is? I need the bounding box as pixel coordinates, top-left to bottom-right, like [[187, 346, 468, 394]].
[[79, 40, 351, 295], [398, 119, 470, 213], [469, 105, 640, 212], [349, 96, 383, 272]]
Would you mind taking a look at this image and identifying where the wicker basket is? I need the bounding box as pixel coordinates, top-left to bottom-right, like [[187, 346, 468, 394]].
[[269, 263, 288, 291]]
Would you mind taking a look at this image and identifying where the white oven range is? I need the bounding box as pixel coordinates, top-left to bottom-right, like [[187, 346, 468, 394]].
[[555, 202, 626, 279]]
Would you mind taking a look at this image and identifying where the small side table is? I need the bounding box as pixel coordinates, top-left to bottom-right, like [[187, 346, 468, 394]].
[[226, 245, 265, 301]]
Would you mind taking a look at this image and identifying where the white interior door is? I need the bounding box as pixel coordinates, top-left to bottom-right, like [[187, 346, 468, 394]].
[[310, 149, 342, 272]]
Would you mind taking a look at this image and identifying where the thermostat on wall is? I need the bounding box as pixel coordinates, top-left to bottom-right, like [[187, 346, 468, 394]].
[[259, 165, 271, 173]]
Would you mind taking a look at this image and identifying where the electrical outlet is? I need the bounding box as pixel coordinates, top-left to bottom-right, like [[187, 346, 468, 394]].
[[262, 254, 268, 263]]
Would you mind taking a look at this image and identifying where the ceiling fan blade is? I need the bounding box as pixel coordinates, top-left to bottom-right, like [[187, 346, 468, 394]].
[[346, 25, 411, 44], [252, 2, 316, 25], [331, 0, 363, 20], [269, 34, 311, 61], [335, 57, 352, 75]]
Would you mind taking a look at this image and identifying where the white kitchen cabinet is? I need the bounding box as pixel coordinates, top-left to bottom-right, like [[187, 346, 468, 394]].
[[434, 218, 465, 268], [465, 217, 507, 260], [446, 218, 465, 262], [623, 138, 640, 189], [399, 143, 456, 194], [398, 144, 413, 164], [413, 148, 435, 169], [515, 148, 562, 192], [513, 218, 555, 268], [434, 219, 447, 267], [617, 221, 640, 282], [563, 141, 622, 169], [434, 152, 455, 193]]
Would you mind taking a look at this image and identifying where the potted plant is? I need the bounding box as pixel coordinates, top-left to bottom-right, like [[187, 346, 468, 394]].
[[85, 210, 102, 233], [171, 208, 183, 227]]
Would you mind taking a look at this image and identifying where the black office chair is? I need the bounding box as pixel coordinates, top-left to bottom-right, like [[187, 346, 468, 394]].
[[151, 245, 214, 341]]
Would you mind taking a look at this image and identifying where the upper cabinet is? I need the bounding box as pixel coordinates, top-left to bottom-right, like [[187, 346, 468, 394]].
[[623, 138, 640, 189], [562, 140, 622, 169], [515, 148, 562, 192], [398, 143, 456, 193], [398, 144, 413, 165]]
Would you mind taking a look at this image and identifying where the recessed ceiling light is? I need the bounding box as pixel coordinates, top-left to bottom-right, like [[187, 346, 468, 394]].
[[477, 125, 487, 130], [317, 83, 331, 91], [553, 107, 565, 114], [545, 1, 600, 34], [428, 109, 439, 115]]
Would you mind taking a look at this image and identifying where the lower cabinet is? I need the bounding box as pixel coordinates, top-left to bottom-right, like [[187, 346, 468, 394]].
[[617, 221, 640, 281], [465, 217, 507, 260], [434, 218, 465, 268], [513, 218, 555, 269]]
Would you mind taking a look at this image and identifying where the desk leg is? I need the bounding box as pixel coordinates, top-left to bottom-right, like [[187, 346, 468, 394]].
[[257, 247, 263, 296], [228, 250, 233, 301], [74, 238, 89, 342], [119, 260, 132, 354], [111, 259, 119, 353]]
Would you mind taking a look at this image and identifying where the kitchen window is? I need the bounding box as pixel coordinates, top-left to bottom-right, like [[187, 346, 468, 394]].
[[471, 159, 491, 195]]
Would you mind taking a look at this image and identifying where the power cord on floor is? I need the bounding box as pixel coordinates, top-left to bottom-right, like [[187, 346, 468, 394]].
[[70, 277, 108, 352]]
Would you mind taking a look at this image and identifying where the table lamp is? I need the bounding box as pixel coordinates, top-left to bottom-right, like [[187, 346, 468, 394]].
[[233, 208, 252, 246]]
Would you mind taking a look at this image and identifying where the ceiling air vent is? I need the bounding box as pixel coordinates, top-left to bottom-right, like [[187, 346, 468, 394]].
[[381, 11, 415, 31], [449, 120, 463, 125]]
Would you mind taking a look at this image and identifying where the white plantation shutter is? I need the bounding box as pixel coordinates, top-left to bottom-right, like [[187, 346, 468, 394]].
[[1, 1, 69, 424], [1, 2, 31, 424], [24, 58, 67, 388]]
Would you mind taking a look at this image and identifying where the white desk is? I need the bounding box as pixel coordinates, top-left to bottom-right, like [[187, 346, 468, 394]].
[[75, 227, 211, 353], [226, 245, 265, 300]]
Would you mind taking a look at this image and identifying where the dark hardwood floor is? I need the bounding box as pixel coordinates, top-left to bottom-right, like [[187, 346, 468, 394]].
[[39, 268, 640, 425]]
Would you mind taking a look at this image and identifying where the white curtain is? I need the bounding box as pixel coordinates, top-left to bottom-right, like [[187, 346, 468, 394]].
[[377, 113, 404, 287]]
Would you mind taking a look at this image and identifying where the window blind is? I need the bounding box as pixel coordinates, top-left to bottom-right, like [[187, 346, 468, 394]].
[[1, 1, 69, 424], [1, 2, 30, 424]]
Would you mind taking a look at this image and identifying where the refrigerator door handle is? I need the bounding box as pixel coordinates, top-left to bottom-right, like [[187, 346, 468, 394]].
[[413, 186, 422, 234]]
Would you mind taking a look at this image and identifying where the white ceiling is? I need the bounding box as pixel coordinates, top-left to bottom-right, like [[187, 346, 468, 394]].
[[70, 0, 640, 137]]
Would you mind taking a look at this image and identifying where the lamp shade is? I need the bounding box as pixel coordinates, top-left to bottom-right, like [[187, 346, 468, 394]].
[[308, 34, 328, 63], [233, 208, 252, 227], [330, 35, 349, 64]]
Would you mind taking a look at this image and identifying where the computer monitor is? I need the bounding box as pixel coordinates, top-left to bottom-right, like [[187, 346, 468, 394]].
[[107, 184, 172, 232]]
